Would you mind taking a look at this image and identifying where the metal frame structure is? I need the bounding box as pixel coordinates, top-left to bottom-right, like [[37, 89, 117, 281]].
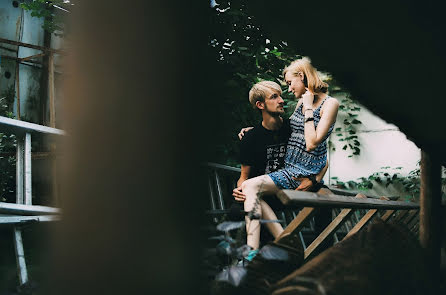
[[0, 116, 63, 285]]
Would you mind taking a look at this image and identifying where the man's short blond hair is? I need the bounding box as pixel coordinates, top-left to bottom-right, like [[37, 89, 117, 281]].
[[248, 81, 282, 109]]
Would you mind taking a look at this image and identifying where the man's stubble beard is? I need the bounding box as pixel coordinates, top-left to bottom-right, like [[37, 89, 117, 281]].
[[266, 108, 284, 118]]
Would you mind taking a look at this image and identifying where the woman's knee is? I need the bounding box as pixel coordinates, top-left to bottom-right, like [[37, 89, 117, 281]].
[[241, 176, 267, 192]]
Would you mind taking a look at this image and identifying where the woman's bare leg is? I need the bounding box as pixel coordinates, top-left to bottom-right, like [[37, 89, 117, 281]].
[[260, 200, 284, 238], [241, 175, 280, 249]]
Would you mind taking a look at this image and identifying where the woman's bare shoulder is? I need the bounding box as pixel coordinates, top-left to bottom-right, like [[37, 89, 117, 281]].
[[325, 96, 340, 108], [327, 96, 339, 104]]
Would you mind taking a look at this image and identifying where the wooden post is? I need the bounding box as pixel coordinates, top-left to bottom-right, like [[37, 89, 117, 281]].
[[48, 52, 59, 206], [15, 62, 20, 120], [419, 150, 442, 284], [48, 53, 55, 127]]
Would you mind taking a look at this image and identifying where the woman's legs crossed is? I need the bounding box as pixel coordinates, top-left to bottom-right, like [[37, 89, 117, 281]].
[[241, 175, 280, 249]]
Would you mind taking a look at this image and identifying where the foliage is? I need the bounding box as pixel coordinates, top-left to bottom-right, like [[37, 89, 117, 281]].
[[210, 1, 432, 201], [209, 1, 300, 165], [328, 87, 362, 157], [209, 1, 365, 165], [20, 0, 68, 35], [0, 86, 17, 202], [331, 164, 446, 201]]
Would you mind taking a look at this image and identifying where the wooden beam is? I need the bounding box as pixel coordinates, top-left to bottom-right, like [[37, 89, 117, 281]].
[[343, 209, 379, 239], [392, 210, 409, 223], [48, 53, 56, 127], [0, 45, 18, 52], [275, 207, 316, 242], [15, 62, 20, 120], [0, 54, 42, 65], [0, 37, 64, 54], [304, 207, 354, 260], [20, 53, 46, 62], [381, 209, 395, 222], [403, 210, 419, 225], [276, 190, 419, 210], [419, 151, 442, 284]]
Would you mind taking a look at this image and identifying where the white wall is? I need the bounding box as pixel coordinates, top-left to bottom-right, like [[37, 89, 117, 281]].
[[324, 95, 421, 197]]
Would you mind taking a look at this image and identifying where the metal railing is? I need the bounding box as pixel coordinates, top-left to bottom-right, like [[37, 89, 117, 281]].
[[0, 115, 64, 285]]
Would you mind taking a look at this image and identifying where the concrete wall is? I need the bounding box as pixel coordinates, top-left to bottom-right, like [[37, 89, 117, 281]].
[[0, 0, 64, 124]]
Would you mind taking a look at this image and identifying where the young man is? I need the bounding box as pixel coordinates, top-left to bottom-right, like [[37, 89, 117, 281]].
[[232, 81, 328, 243]]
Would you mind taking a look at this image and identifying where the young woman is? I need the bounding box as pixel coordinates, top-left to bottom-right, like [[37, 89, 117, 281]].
[[240, 58, 339, 254]]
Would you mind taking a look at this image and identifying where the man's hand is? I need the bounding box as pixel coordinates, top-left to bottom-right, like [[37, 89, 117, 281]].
[[238, 127, 254, 140], [232, 186, 246, 201], [293, 177, 313, 191]]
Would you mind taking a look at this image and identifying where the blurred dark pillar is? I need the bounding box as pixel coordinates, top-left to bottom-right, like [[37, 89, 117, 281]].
[[420, 151, 442, 287], [46, 1, 210, 294]]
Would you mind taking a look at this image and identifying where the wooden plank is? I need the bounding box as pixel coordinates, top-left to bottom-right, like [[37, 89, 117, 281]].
[[0, 37, 64, 54], [276, 190, 419, 210], [343, 209, 379, 240], [0, 45, 18, 52], [48, 53, 56, 128], [403, 210, 419, 225], [381, 209, 395, 222], [408, 214, 419, 230], [419, 151, 442, 283], [275, 207, 315, 242], [48, 52, 59, 206], [392, 210, 409, 223], [20, 53, 46, 62], [0, 54, 42, 65], [327, 187, 398, 200], [16, 62, 20, 120], [304, 207, 354, 260]]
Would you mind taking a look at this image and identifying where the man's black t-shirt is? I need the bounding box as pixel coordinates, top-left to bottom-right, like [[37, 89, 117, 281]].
[[239, 119, 291, 178]]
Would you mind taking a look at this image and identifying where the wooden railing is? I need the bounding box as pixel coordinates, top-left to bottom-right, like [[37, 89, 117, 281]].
[[276, 189, 419, 260], [205, 163, 421, 260]]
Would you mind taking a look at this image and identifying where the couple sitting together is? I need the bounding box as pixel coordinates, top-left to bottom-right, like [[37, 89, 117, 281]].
[[232, 57, 339, 262]]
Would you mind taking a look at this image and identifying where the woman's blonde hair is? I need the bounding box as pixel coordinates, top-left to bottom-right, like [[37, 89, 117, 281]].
[[248, 81, 282, 108], [283, 57, 328, 93]]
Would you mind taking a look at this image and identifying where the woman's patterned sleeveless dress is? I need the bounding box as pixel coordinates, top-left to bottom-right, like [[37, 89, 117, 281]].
[[268, 97, 335, 189]]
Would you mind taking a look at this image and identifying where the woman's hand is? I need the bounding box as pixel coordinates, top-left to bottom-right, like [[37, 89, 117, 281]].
[[302, 88, 314, 111], [238, 127, 254, 140]]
